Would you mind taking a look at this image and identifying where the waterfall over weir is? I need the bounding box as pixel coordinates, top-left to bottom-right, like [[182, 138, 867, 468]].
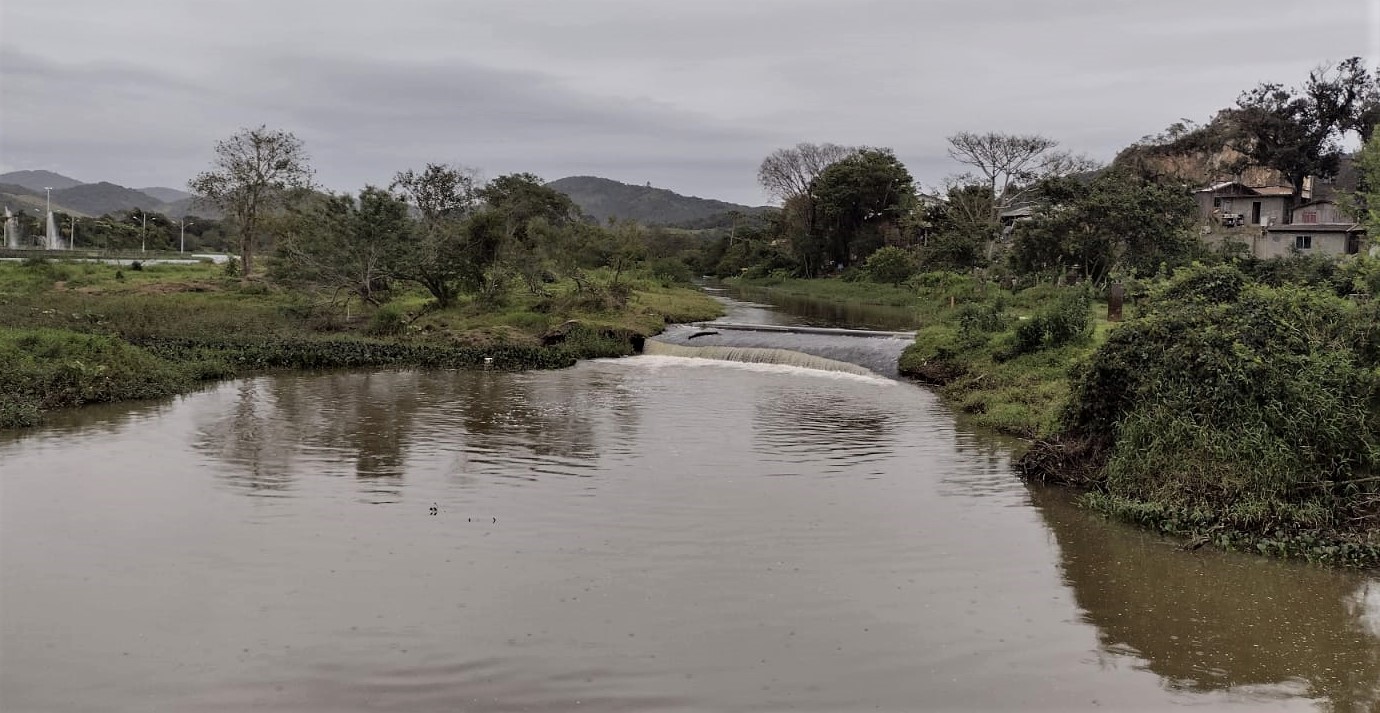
[[649, 323, 914, 377], [642, 341, 880, 377]]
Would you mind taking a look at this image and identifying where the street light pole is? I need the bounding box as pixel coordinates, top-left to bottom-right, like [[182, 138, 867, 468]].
[[141, 211, 147, 253], [70, 216, 77, 249], [179, 218, 186, 253]]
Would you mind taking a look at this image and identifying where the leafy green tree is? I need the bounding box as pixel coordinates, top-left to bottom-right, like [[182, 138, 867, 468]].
[[273, 187, 409, 306], [919, 183, 996, 269], [810, 148, 915, 269], [476, 174, 582, 294], [1010, 169, 1198, 283], [390, 164, 480, 306], [189, 125, 314, 278]]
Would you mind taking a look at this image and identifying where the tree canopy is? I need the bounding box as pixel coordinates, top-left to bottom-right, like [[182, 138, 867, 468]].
[[810, 148, 915, 269], [189, 125, 314, 277]]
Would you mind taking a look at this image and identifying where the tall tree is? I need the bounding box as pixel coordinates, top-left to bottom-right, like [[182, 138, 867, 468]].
[[188, 125, 314, 278], [1228, 58, 1378, 206], [757, 142, 857, 203], [919, 183, 996, 270], [390, 164, 481, 306], [946, 132, 1095, 217], [810, 148, 914, 268]]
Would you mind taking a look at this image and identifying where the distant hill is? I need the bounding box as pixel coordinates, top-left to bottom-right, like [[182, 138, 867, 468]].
[[0, 171, 217, 218], [547, 176, 772, 228], [51, 182, 167, 217], [138, 186, 194, 203], [0, 170, 84, 192]]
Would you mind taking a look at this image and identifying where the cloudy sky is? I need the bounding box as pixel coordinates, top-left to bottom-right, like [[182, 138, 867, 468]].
[[2, 0, 1378, 205]]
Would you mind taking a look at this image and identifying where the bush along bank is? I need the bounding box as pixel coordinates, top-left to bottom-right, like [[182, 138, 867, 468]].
[[0, 324, 645, 430], [1018, 264, 1380, 567]]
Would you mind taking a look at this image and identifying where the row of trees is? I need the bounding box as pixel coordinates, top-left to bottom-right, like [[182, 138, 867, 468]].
[[271, 166, 643, 307], [187, 127, 672, 308], [712, 57, 1378, 286]]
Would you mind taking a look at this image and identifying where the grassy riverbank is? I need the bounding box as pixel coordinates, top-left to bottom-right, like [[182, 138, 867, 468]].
[[733, 273, 1111, 439], [0, 260, 722, 429], [734, 266, 1380, 567]]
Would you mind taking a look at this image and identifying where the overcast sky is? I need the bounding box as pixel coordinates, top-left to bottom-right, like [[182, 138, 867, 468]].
[[2, 0, 1378, 205]]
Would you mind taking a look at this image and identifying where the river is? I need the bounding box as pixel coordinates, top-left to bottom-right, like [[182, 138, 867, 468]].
[[1, 284, 1377, 712]]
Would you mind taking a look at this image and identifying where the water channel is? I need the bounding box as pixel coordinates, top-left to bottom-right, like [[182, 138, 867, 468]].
[[1, 284, 1377, 712]]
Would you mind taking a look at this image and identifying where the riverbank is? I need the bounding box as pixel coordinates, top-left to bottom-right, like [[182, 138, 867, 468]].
[[731, 268, 1380, 567], [0, 260, 723, 429], [732, 273, 1111, 439]]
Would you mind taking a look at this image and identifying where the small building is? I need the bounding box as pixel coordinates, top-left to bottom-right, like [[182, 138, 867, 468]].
[[1258, 199, 1365, 259], [1194, 182, 1296, 228], [998, 205, 1034, 227]]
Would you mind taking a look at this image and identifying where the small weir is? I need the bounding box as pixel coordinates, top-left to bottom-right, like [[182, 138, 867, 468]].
[[642, 341, 881, 377], [650, 322, 914, 377]]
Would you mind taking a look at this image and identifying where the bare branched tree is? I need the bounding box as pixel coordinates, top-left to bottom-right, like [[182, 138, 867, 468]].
[[946, 132, 1096, 216], [189, 125, 314, 278], [757, 142, 857, 202]]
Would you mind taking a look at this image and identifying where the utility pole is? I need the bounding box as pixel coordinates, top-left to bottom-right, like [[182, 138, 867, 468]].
[[70, 216, 76, 249], [179, 218, 187, 253]]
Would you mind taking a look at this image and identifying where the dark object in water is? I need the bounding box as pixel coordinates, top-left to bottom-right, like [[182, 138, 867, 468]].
[[686, 330, 720, 340]]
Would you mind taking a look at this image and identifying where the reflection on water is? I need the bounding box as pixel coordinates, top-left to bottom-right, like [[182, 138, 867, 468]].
[[3, 359, 1378, 712], [192, 370, 634, 502], [712, 282, 921, 331], [1029, 486, 1380, 713]]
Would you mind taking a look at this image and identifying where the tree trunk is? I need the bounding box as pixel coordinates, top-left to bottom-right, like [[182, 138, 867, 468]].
[[240, 213, 256, 281]]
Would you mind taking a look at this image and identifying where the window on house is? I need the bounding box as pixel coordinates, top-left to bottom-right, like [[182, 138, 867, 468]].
[[1212, 197, 1222, 207], [1295, 235, 1312, 250], [1302, 211, 1317, 224]]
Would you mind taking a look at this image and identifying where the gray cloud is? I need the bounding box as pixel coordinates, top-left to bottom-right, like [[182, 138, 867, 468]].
[[2, 0, 1375, 204]]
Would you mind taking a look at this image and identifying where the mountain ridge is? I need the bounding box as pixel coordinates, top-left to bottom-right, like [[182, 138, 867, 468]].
[[546, 175, 772, 228], [0, 170, 85, 192]]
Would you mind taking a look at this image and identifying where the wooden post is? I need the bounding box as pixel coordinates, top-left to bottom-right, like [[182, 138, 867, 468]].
[[1107, 283, 1125, 322]]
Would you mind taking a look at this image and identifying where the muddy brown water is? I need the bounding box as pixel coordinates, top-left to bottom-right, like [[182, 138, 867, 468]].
[[1, 287, 1377, 712]]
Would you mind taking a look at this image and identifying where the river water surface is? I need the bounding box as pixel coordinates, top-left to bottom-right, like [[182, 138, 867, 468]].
[[2, 286, 1378, 712]]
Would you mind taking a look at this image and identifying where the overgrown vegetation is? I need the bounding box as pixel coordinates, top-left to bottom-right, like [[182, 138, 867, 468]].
[[891, 274, 1102, 438], [1018, 264, 1380, 566], [0, 256, 720, 429]]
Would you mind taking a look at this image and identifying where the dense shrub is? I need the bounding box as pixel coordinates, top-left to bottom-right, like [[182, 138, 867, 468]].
[[1007, 290, 1092, 357], [365, 303, 408, 337], [1028, 264, 1380, 562], [863, 246, 918, 285], [0, 328, 195, 428], [650, 257, 693, 286]]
